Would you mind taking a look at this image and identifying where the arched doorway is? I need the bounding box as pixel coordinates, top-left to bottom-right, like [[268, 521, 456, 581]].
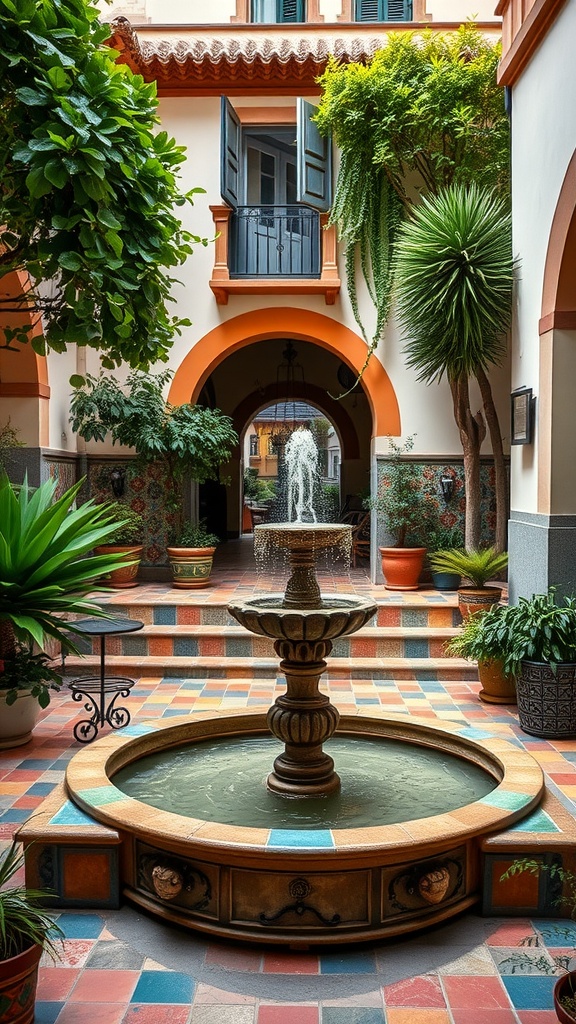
[[0, 270, 50, 449], [168, 308, 400, 551]]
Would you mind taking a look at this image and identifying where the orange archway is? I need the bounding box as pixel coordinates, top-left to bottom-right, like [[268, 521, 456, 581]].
[[168, 308, 400, 438], [0, 270, 50, 446], [540, 149, 576, 333]]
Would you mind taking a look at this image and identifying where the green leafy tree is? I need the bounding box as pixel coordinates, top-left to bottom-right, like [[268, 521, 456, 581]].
[[315, 24, 509, 385], [394, 184, 515, 549], [0, 0, 206, 368], [69, 369, 239, 529]]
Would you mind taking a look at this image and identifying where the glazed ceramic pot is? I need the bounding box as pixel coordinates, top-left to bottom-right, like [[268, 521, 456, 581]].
[[553, 972, 576, 1022], [166, 546, 216, 589], [516, 660, 576, 738], [431, 571, 462, 591], [93, 545, 143, 589], [457, 586, 502, 621], [379, 547, 426, 591], [0, 942, 42, 1024]]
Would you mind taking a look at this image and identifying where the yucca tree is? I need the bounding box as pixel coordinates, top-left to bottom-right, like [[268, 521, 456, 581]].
[[0, 475, 131, 660], [394, 184, 516, 550]]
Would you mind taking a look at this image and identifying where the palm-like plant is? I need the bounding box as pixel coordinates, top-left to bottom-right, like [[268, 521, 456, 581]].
[[0, 475, 132, 661], [394, 184, 516, 550], [429, 547, 508, 588]]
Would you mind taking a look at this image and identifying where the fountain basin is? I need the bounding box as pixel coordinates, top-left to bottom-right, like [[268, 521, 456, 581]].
[[228, 594, 376, 641], [62, 709, 544, 946]]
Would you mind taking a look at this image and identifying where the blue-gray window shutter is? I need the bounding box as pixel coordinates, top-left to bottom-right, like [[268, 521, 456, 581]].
[[221, 96, 241, 209], [355, 0, 411, 19], [296, 98, 332, 212], [279, 0, 304, 20]]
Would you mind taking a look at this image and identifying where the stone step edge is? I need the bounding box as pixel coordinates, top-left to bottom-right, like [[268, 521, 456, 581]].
[[96, 594, 461, 610], [62, 654, 477, 674], [79, 624, 461, 639]]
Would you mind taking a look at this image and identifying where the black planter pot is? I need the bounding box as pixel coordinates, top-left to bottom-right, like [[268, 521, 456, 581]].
[[516, 660, 576, 738]]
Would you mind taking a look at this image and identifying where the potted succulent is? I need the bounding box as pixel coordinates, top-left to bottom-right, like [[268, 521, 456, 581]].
[[429, 546, 508, 619], [445, 603, 516, 704], [0, 475, 132, 745], [0, 837, 63, 1024], [0, 645, 63, 749], [166, 520, 220, 589], [497, 591, 576, 738], [93, 502, 144, 589], [427, 525, 464, 590], [375, 436, 439, 590]]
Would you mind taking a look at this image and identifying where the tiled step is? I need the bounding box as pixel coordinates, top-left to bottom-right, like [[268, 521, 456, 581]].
[[96, 597, 462, 630], [71, 624, 461, 661], [62, 653, 477, 681]]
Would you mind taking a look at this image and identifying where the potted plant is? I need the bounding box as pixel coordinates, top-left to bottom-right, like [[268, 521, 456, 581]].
[[0, 646, 63, 749], [0, 837, 63, 1024], [429, 546, 508, 619], [93, 502, 144, 589], [70, 370, 238, 563], [0, 475, 133, 745], [166, 520, 220, 589], [427, 525, 464, 590], [497, 591, 576, 738], [445, 604, 516, 704], [500, 859, 576, 1022], [375, 436, 439, 590]]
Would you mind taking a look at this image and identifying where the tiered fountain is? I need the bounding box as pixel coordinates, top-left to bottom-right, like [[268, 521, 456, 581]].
[[59, 429, 543, 945]]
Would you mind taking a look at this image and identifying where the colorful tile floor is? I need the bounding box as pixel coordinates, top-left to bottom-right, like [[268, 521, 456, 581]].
[[3, 546, 576, 1023]]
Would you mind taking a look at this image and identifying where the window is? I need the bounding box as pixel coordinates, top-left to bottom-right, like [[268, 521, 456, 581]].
[[221, 99, 331, 278], [355, 0, 412, 20], [252, 0, 305, 21], [249, 434, 259, 456]]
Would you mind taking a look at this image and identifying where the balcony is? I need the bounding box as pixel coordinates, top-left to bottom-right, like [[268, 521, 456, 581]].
[[209, 204, 341, 305]]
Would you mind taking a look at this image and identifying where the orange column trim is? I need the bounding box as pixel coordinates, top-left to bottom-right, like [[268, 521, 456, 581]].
[[168, 308, 400, 438], [540, 149, 576, 331]]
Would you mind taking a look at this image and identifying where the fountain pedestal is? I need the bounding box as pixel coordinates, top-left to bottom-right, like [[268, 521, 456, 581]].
[[267, 638, 340, 795], [229, 521, 377, 798]]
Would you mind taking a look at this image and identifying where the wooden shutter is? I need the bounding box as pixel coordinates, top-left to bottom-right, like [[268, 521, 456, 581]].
[[385, 0, 411, 20], [220, 96, 241, 209], [355, 0, 380, 19], [279, 0, 304, 19], [356, 0, 411, 19], [296, 99, 332, 212]]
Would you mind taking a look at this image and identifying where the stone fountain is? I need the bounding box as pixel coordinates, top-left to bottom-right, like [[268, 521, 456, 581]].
[[228, 522, 376, 797], [23, 429, 544, 945]]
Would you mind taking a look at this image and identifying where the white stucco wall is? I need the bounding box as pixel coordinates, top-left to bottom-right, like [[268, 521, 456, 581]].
[[507, 0, 576, 513], [45, 86, 512, 459], [99, 0, 499, 24]]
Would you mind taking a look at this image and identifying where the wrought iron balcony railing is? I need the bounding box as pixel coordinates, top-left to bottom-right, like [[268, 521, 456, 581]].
[[230, 205, 321, 278]]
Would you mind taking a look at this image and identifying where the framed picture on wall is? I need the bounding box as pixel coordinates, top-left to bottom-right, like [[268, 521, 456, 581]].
[[511, 387, 534, 445]]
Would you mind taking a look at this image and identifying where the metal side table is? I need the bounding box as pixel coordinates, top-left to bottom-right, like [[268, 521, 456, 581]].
[[68, 617, 144, 743]]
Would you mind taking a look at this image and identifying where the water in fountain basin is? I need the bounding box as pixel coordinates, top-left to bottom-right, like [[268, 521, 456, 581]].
[[113, 734, 497, 829]]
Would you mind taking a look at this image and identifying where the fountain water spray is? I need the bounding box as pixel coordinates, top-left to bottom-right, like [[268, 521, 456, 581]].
[[285, 427, 318, 524]]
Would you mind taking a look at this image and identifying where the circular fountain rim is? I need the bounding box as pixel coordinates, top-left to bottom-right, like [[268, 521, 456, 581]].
[[65, 709, 544, 859]]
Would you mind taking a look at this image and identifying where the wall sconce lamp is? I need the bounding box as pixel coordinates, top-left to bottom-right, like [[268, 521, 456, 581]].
[[440, 475, 455, 503], [110, 467, 126, 498]]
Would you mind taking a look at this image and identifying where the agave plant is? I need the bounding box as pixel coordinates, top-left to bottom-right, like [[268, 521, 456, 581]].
[[0, 475, 132, 661], [429, 547, 508, 588]]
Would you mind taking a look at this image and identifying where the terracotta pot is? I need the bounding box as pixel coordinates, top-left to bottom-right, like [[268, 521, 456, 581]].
[[554, 972, 576, 1022], [458, 586, 502, 621], [0, 942, 42, 1024], [379, 547, 426, 591], [0, 690, 40, 749], [166, 546, 216, 589], [516, 660, 576, 738], [477, 659, 516, 705], [94, 545, 143, 589]]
